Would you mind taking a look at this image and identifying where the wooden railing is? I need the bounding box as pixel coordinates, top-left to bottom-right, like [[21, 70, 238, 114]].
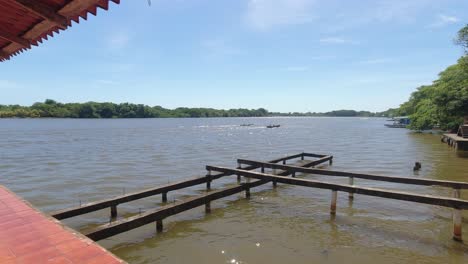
[[206, 166, 467, 241], [84, 154, 332, 241], [52, 153, 330, 220]]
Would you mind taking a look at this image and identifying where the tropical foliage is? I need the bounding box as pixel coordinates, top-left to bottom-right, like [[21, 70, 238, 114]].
[[389, 25, 468, 131], [0, 100, 269, 118]]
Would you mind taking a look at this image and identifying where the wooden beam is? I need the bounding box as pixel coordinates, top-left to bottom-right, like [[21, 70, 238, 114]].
[[52, 153, 331, 220], [14, 0, 68, 29], [237, 159, 468, 189], [0, 50, 8, 58], [207, 166, 468, 210], [85, 179, 269, 241], [0, 31, 30, 47], [85, 154, 326, 241], [85, 156, 329, 241]]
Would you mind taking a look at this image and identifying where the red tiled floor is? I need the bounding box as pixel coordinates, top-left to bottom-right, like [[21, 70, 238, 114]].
[[0, 185, 125, 264]]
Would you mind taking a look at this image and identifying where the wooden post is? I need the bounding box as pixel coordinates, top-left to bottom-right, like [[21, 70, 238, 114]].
[[453, 188, 462, 241], [206, 170, 211, 190], [237, 162, 242, 182], [292, 172, 296, 178], [245, 187, 251, 199], [301, 153, 304, 160], [329, 158, 333, 165], [205, 201, 211, 213], [348, 177, 354, 199], [330, 190, 337, 215], [283, 160, 286, 165], [272, 180, 277, 188], [261, 165, 265, 173], [162, 192, 168, 203], [453, 208, 462, 241], [156, 220, 163, 232], [110, 205, 117, 218]]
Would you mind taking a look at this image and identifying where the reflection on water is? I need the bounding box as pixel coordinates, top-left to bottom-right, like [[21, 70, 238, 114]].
[[0, 117, 467, 264]]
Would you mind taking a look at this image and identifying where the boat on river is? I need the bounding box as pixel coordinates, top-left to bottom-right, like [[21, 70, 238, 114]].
[[385, 117, 410, 128], [266, 124, 281, 128]]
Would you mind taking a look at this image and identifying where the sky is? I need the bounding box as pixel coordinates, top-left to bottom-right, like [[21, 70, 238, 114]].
[[1, 0, 467, 112]]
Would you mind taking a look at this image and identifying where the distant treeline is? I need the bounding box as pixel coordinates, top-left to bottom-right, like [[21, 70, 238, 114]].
[[381, 25, 468, 131], [0, 100, 269, 118], [271, 110, 381, 117], [0, 100, 388, 119]]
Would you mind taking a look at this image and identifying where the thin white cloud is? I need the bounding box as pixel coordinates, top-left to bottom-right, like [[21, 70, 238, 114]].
[[429, 14, 459, 28], [284, 66, 308, 72], [323, 0, 445, 32], [95, 79, 118, 85], [319, 37, 356, 44], [201, 38, 242, 57], [0, 80, 19, 89], [359, 58, 395, 64], [107, 31, 130, 50], [246, 0, 316, 31]]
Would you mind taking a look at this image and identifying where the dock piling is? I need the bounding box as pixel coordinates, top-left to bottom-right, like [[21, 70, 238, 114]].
[[453, 208, 462, 241], [348, 177, 354, 199], [205, 201, 211, 213], [237, 162, 242, 182], [156, 220, 163, 232], [330, 190, 337, 215], [110, 205, 117, 218], [206, 170, 212, 190], [162, 192, 168, 203], [245, 187, 251, 199], [453, 188, 463, 241]]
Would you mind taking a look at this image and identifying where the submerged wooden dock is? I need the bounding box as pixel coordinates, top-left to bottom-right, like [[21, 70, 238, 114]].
[[3, 151, 467, 261], [46, 152, 468, 243], [442, 133, 468, 150]]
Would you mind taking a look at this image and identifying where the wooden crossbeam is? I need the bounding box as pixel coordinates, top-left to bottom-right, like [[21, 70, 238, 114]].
[[51, 153, 330, 220], [85, 179, 268, 241], [84, 155, 327, 241], [237, 159, 468, 189], [206, 166, 468, 210], [13, 0, 68, 29], [0, 31, 30, 47], [0, 49, 8, 58]]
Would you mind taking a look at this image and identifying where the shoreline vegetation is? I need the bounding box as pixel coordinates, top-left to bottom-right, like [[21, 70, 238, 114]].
[[383, 25, 468, 131], [0, 100, 387, 119]]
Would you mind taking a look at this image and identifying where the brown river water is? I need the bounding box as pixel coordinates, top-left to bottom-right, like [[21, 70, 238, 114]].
[[1, 117, 467, 264]]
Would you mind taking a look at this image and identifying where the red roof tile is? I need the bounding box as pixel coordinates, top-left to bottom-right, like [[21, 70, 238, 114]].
[[0, 0, 120, 62]]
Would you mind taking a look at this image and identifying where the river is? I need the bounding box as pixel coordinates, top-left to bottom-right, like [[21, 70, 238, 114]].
[[0, 117, 467, 263]]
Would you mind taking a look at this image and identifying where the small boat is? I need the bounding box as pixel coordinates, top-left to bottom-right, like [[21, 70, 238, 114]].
[[384, 117, 410, 128], [240, 124, 254, 127], [266, 125, 280, 128]]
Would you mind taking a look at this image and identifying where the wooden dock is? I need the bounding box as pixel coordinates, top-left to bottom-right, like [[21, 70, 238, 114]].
[[0, 186, 125, 264], [48, 152, 468, 243], [4, 150, 467, 261], [442, 133, 468, 150]]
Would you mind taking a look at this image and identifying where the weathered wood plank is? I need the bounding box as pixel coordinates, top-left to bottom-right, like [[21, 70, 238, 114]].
[[52, 153, 331, 220], [13, 0, 68, 28], [51, 176, 206, 219], [237, 159, 468, 189], [85, 179, 268, 241], [84, 156, 327, 241], [206, 166, 468, 210]]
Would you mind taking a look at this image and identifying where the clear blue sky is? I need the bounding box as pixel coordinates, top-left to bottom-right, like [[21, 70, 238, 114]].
[[1, 0, 467, 112]]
